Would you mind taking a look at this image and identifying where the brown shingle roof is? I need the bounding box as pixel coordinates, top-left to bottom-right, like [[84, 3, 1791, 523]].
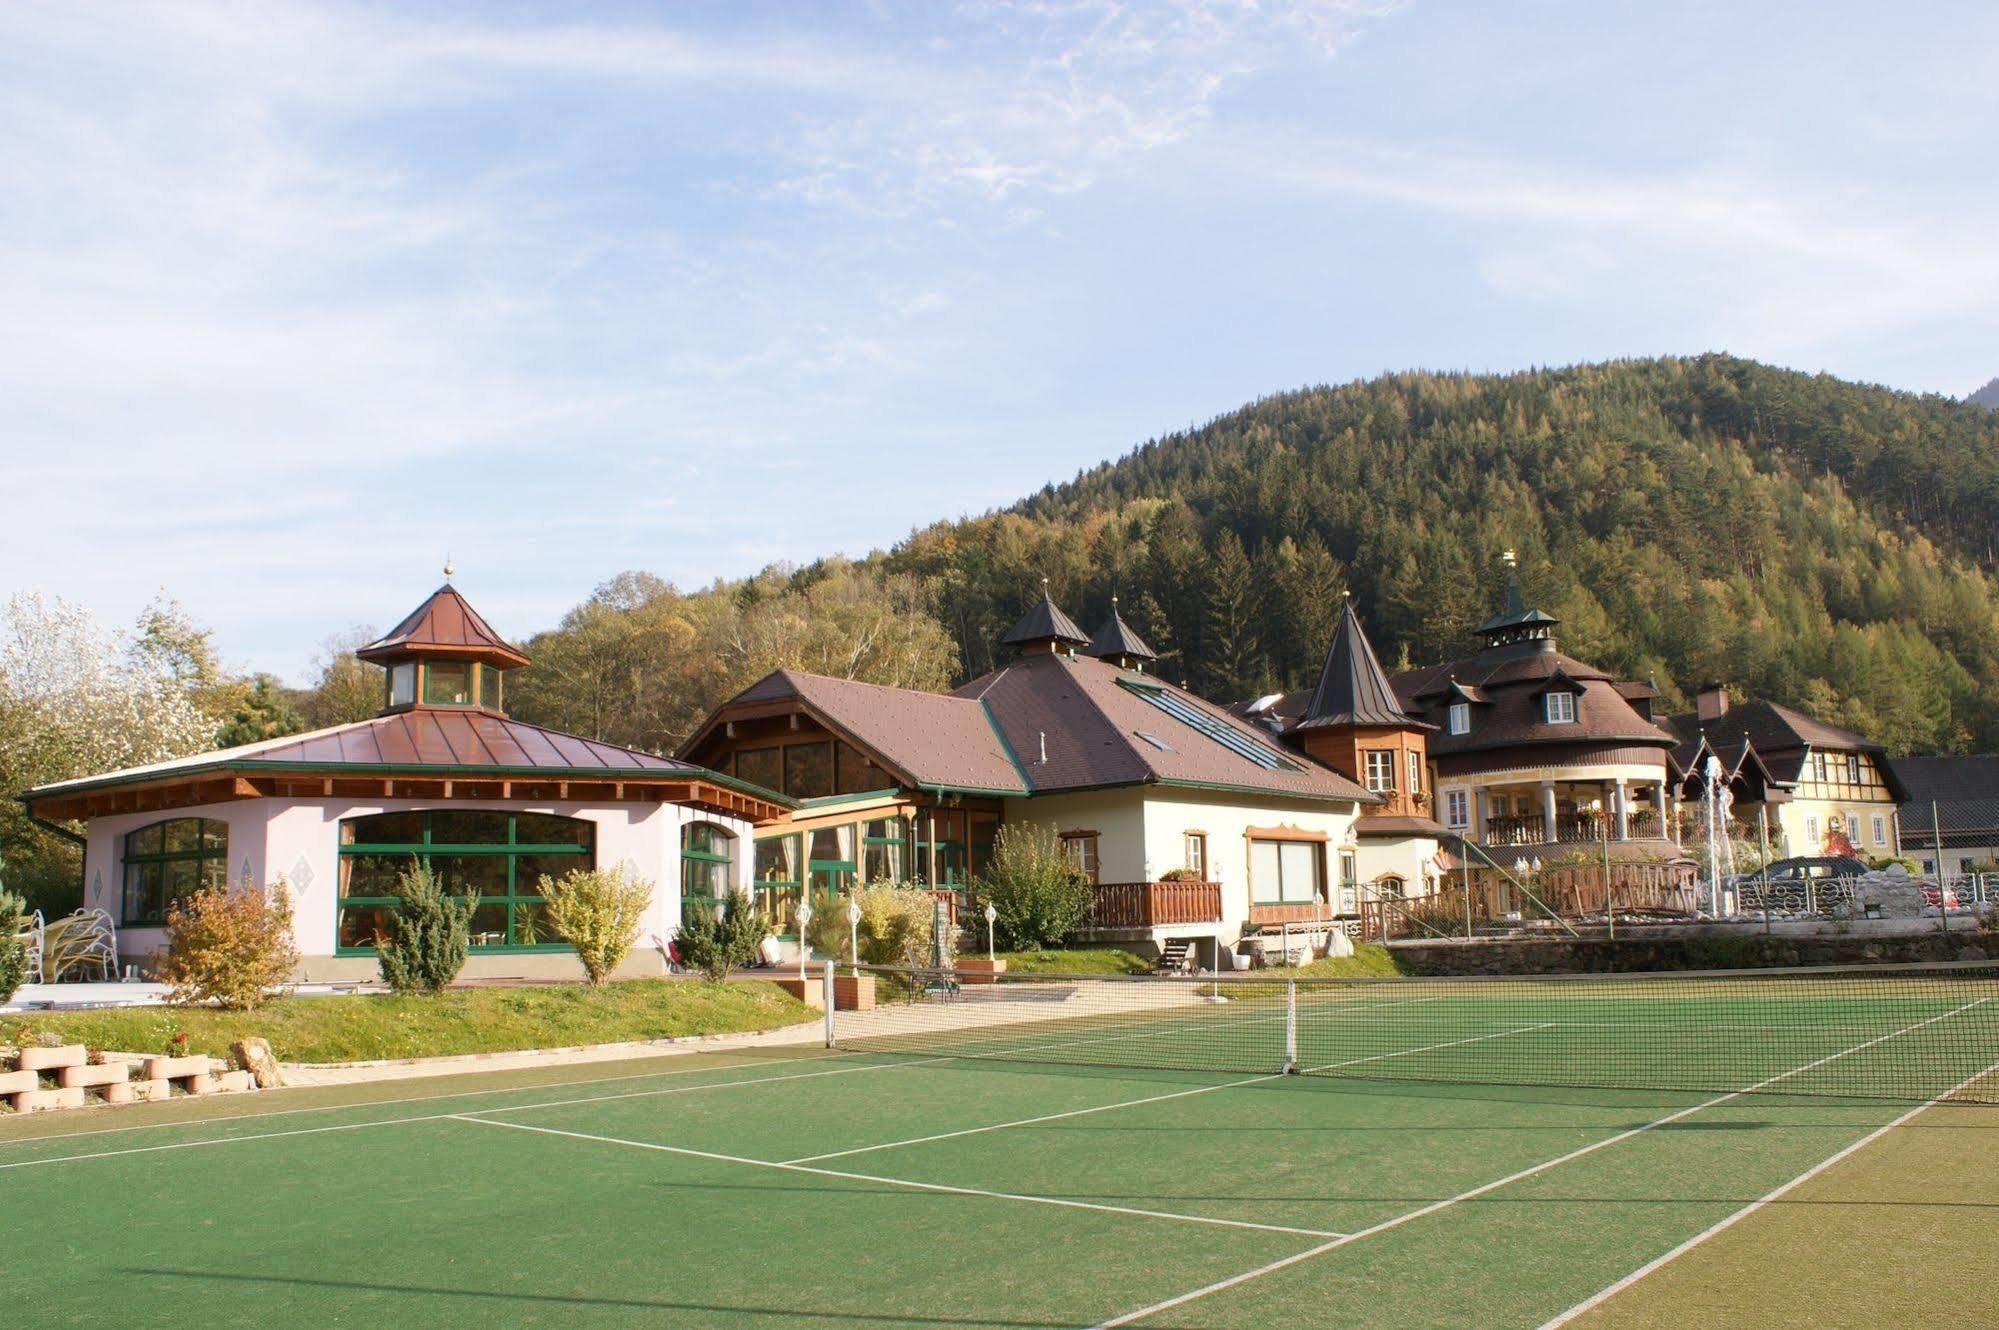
[[959, 654, 1373, 802], [1390, 646, 1675, 757], [1295, 599, 1425, 730], [358, 584, 529, 669], [1663, 697, 1893, 790]]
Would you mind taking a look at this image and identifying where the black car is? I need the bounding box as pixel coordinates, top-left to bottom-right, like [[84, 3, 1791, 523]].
[[1755, 856, 1869, 882]]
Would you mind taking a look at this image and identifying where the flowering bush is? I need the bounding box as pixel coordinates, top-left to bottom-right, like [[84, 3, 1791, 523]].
[[538, 865, 654, 984], [161, 878, 301, 1010]]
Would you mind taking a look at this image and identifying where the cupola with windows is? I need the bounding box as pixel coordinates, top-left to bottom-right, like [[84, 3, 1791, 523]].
[[358, 570, 529, 715]]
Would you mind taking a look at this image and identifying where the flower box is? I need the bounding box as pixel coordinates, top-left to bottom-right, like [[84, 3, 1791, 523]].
[[956, 958, 1008, 985], [773, 976, 825, 1010]]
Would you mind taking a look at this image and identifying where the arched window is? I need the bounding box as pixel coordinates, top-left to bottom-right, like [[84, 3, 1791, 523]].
[[681, 822, 736, 906], [337, 810, 592, 952], [1377, 875, 1407, 900], [122, 818, 229, 925]]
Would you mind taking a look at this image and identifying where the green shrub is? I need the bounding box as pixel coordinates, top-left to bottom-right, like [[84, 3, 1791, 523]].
[[966, 822, 1091, 951], [377, 861, 473, 995], [539, 865, 654, 984], [160, 878, 300, 1010], [676, 888, 767, 982], [1865, 854, 1921, 873], [0, 889, 30, 1005]]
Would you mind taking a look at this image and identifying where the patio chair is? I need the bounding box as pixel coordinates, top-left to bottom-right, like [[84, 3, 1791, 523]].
[[44, 908, 118, 982], [11, 909, 44, 985]]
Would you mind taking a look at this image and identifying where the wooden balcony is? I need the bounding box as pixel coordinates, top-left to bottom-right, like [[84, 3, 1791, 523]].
[[1086, 880, 1222, 930], [1484, 812, 1607, 847]]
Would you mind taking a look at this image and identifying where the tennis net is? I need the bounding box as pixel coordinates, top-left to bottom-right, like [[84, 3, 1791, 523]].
[[828, 960, 1999, 1104]]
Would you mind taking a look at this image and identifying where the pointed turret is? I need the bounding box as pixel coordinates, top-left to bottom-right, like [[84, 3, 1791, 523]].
[[1081, 596, 1157, 671], [1295, 594, 1419, 729], [1000, 580, 1089, 656]]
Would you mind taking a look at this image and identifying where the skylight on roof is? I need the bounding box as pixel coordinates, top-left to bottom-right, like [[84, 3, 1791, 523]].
[[1135, 730, 1173, 751], [1118, 680, 1302, 772]]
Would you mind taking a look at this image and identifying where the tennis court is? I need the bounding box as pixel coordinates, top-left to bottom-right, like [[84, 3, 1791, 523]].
[[4, 962, 1997, 1328]]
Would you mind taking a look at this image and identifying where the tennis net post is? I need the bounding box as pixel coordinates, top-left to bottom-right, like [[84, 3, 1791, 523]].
[[823, 958, 837, 1048], [1283, 979, 1298, 1073]]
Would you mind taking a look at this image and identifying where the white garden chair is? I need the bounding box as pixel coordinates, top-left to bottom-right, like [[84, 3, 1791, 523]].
[[14, 909, 44, 985], [44, 909, 118, 982]]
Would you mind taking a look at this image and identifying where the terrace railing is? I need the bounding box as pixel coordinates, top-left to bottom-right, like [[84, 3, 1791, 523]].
[[1086, 880, 1223, 930]]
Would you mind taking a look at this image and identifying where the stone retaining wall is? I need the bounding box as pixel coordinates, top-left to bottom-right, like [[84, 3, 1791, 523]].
[[1390, 925, 1992, 976]]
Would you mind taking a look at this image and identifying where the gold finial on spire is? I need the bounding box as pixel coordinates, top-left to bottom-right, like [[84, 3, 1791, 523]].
[[1501, 548, 1517, 569], [443, 555, 456, 582]]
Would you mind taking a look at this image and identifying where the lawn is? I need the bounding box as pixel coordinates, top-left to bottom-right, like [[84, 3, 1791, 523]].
[[1261, 941, 1406, 978], [6, 979, 814, 1064], [997, 946, 1152, 975]]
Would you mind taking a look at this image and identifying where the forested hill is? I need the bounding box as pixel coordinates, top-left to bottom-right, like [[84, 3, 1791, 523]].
[[883, 355, 1999, 754]]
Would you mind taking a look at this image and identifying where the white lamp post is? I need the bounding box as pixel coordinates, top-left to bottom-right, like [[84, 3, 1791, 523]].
[[796, 899, 813, 982], [847, 897, 862, 976], [983, 902, 998, 964]]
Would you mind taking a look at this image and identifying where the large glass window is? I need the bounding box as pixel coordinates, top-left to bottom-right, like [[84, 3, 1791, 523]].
[[735, 746, 782, 792], [1250, 838, 1322, 904], [785, 743, 834, 798], [337, 810, 592, 952], [122, 818, 229, 925], [478, 663, 503, 711], [753, 834, 803, 936], [806, 824, 856, 898], [681, 822, 736, 906], [837, 742, 894, 794], [423, 661, 474, 706], [389, 662, 417, 707], [861, 817, 908, 883]]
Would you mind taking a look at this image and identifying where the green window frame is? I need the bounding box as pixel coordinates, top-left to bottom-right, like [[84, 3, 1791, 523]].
[[421, 661, 476, 706], [121, 818, 229, 926], [861, 816, 909, 884], [752, 833, 803, 938], [336, 810, 592, 954], [478, 663, 503, 712], [681, 821, 736, 908]]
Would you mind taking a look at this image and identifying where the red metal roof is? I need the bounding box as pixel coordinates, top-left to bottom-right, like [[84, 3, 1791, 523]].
[[357, 584, 530, 669]]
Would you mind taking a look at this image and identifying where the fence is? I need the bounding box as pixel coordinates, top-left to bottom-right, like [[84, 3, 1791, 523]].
[[1735, 872, 1999, 920]]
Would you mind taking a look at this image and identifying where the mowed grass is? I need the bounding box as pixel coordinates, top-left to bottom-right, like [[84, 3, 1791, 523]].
[[1258, 941, 1406, 978], [998, 946, 1152, 975], [6, 979, 814, 1064]]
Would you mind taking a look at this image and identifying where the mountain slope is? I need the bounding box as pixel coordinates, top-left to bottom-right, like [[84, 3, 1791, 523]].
[[1970, 377, 1999, 410], [884, 355, 1999, 754]]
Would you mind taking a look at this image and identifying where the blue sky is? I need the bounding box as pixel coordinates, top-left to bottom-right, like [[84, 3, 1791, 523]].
[[4, 1, 1996, 680]]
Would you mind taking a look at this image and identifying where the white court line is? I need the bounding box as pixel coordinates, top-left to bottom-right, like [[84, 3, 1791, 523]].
[[452, 1113, 1348, 1239], [0, 1048, 854, 1150], [1537, 1050, 1999, 1329], [1087, 996, 1992, 1328], [790, 1022, 1555, 1165], [0, 1054, 945, 1173]]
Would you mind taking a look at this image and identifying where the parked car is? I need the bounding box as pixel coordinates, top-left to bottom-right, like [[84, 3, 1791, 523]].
[[1754, 856, 1869, 883]]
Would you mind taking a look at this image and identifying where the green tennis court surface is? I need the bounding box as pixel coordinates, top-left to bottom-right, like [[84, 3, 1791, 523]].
[[5, 968, 1998, 1329]]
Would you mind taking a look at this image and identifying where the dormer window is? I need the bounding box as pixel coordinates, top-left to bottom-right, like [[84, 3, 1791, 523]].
[[1544, 692, 1577, 724], [1448, 702, 1470, 735]]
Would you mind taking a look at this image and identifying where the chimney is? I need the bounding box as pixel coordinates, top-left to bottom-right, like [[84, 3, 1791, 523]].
[[1696, 682, 1729, 722]]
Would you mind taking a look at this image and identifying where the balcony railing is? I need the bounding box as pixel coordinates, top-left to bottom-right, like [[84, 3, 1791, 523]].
[[1483, 812, 1607, 847], [1087, 880, 1222, 930]]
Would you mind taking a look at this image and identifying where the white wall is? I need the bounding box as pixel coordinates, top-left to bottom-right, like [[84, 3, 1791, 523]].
[[81, 795, 754, 964], [1001, 786, 1361, 938]]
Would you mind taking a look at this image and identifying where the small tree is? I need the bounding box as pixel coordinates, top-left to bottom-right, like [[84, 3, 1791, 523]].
[[539, 865, 654, 984], [377, 860, 473, 995], [160, 877, 301, 1010], [966, 822, 1091, 951], [0, 887, 30, 1005], [676, 888, 766, 982]]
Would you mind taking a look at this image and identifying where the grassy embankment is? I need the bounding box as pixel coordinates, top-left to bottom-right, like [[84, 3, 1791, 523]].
[[6, 979, 814, 1064]]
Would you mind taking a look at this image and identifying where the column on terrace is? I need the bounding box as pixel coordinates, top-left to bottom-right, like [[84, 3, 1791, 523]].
[[1657, 782, 1675, 845], [1613, 779, 1630, 841], [1473, 786, 1490, 844], [1540, 780, 1557, 845]]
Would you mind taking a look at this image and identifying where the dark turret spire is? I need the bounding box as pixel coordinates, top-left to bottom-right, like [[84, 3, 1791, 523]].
[[1296, 593, 1420, 729], [1000, 579, 1089, 656], [1471, 547, 1558, 652], [1081, 595, 1157, 671]]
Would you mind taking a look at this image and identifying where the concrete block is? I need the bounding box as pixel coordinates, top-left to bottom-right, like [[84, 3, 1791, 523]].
[[182, 1073, 221, 1096], [215, 1069, 254, 1093], [11, 1086, 87, 1113], [144, 1055, 210, 1081], [100, 1081, 138, 1105], [129, 1079, 172, 1102], [0, 1069, 38, 1095], [58, 1062, 133, 1090], [16, 1045, 88, 1072]]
